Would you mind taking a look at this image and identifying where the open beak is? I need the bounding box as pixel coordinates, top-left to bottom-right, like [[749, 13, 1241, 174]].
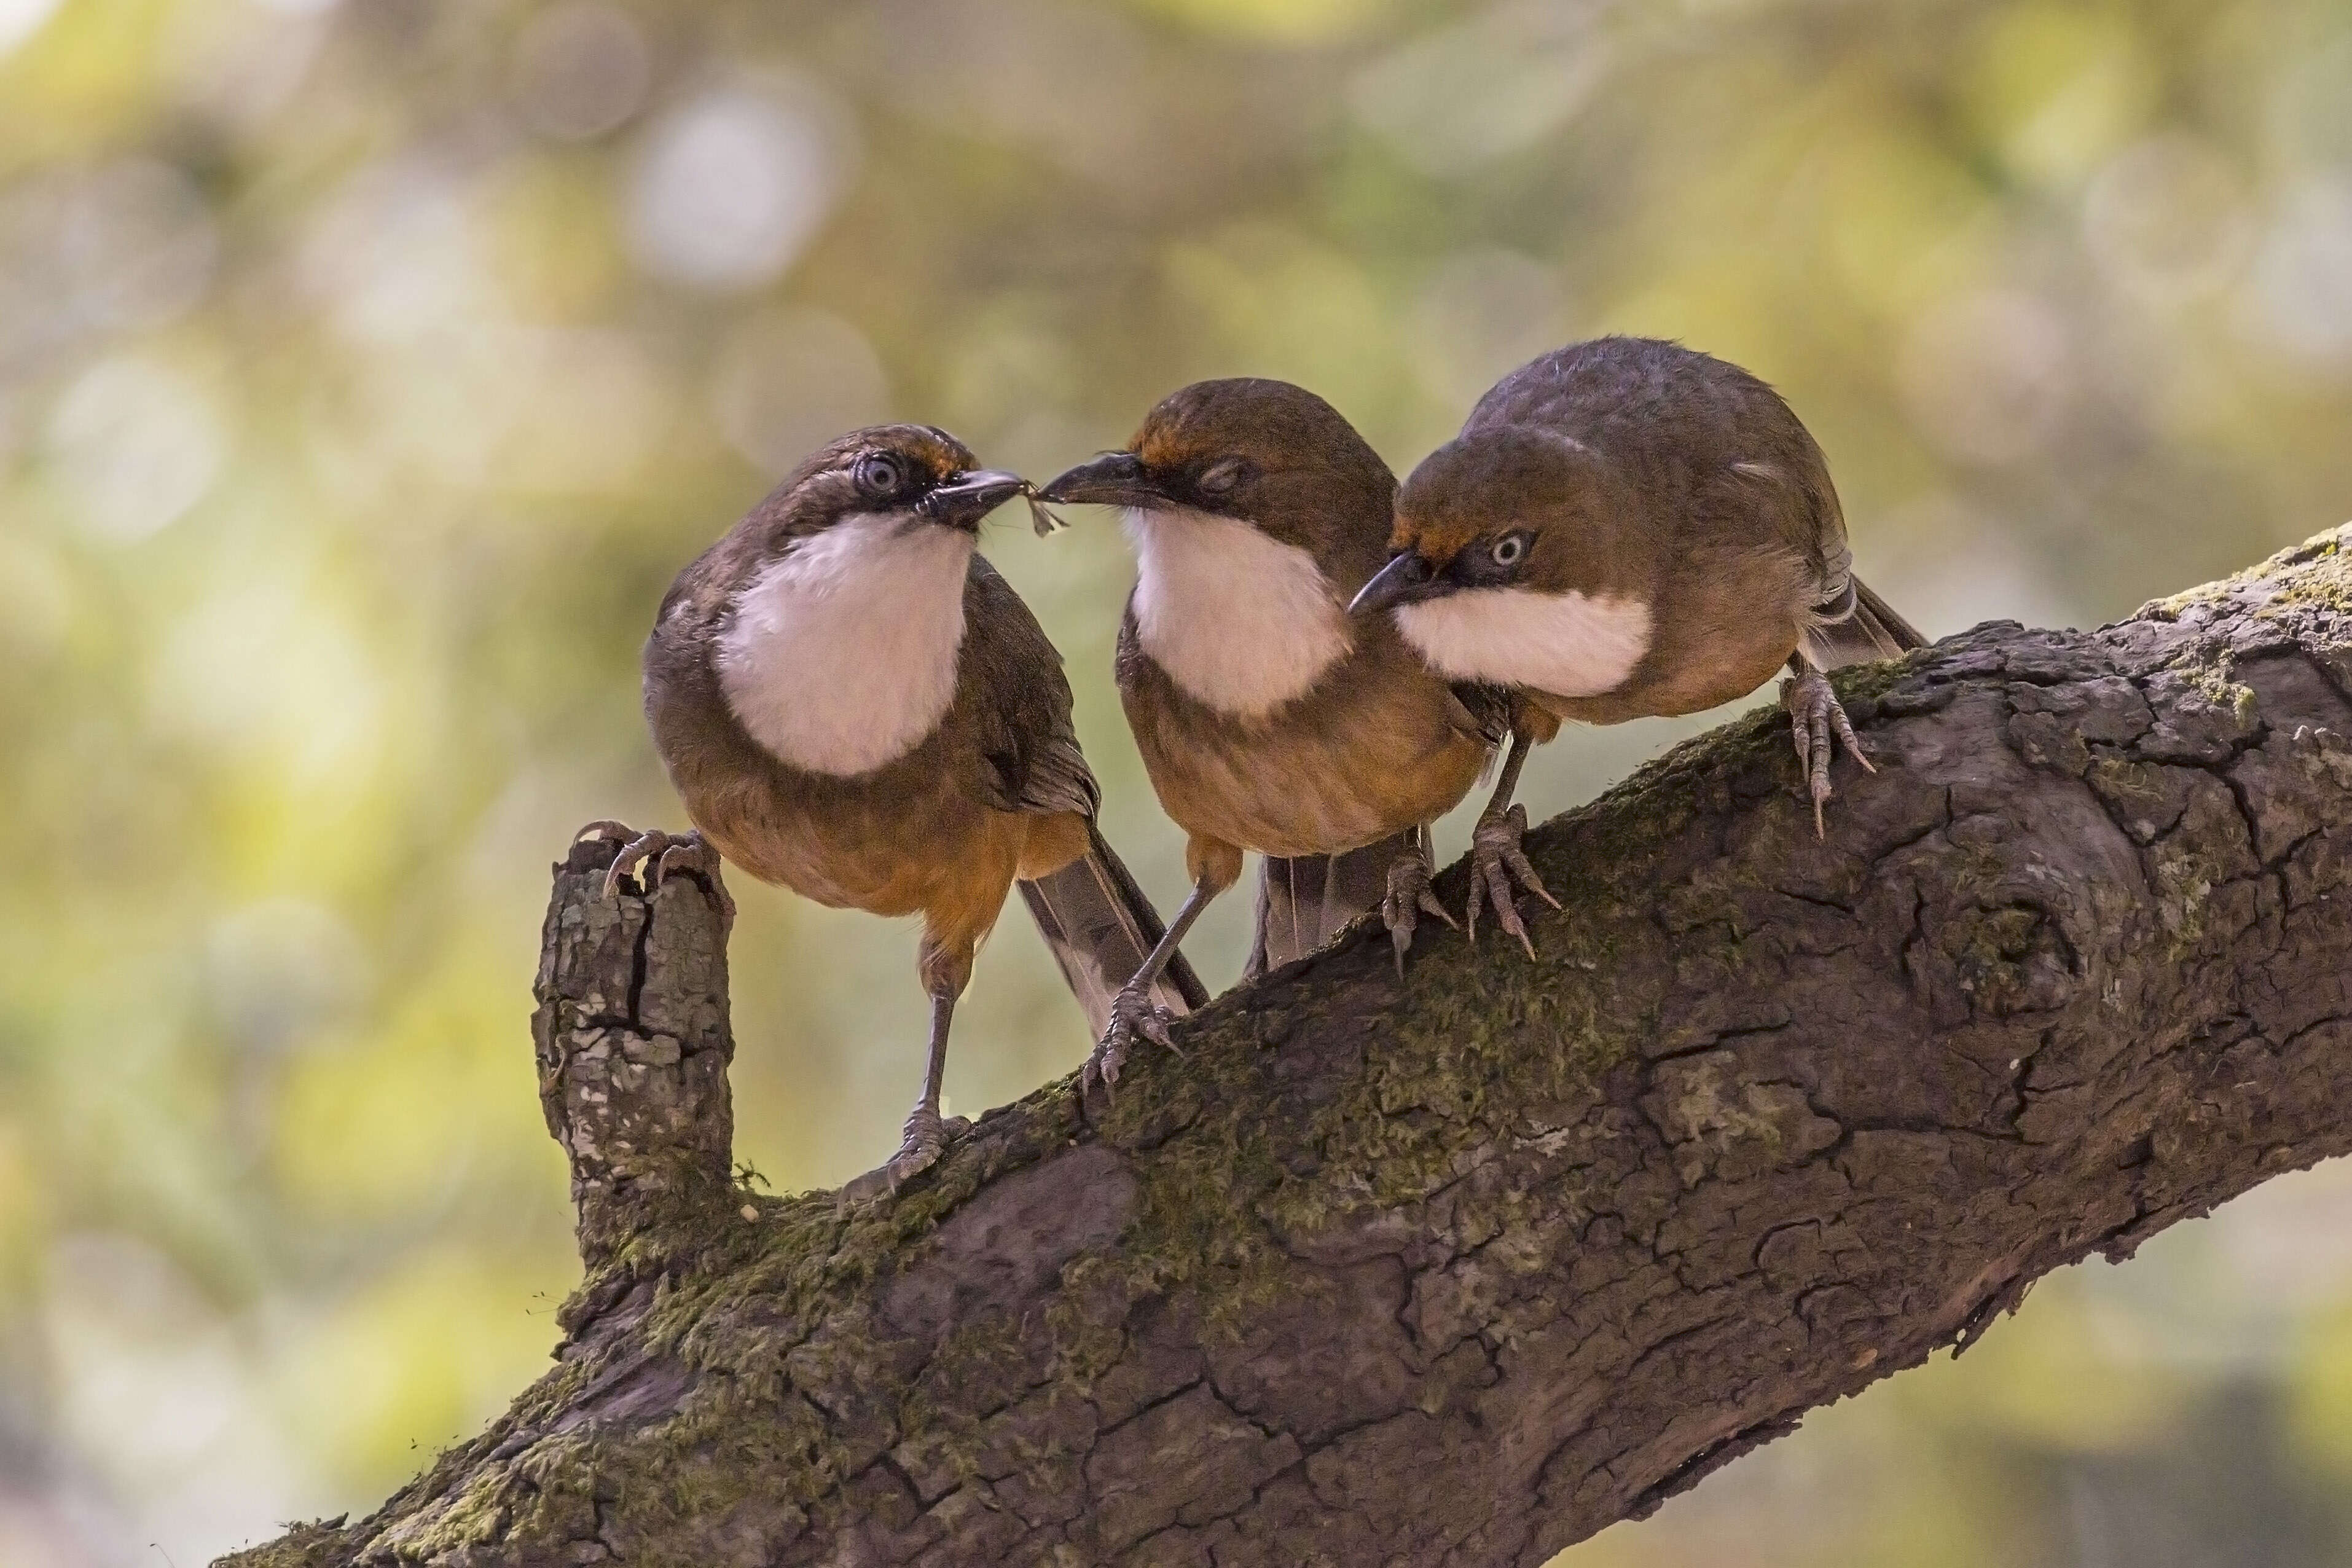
[[1038, 450, 1164, 509], [918, 469, 1027, 531], [1349, 551, 1449, 616]]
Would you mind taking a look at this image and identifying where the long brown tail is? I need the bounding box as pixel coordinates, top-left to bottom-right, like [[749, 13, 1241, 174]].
[[1019, 824, 1208, 1036], [1245, 827, 1421, 981], [1800, 573, 1928, 670]]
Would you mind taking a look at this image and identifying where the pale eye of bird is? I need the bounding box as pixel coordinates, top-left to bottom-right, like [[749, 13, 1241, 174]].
[[854, 453, 904, 496], [1197, 457, 1245, 496], [1490, 533, 1527, 568]]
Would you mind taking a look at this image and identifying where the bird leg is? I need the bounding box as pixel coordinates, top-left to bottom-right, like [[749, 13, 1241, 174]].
[[1380, 825, 1457, 978], [1085, 876, 1213, 1100], [869, 990, 971, 1192], [1462, 729, 1559, 957], [1779, 657, 1875, 837], [581, 821, 737, 925]]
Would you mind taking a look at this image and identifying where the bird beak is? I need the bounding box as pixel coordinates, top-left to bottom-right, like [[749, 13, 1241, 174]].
[[1349, 551, 1448, 616], [1038, 450, 1162, 509], [917, 469, 1027, 531]]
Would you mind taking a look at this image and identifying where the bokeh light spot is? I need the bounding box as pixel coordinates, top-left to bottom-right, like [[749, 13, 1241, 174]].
[[625, 74, 857, 292], [0, 0, 60, 57], [43, 356, 227, 542]]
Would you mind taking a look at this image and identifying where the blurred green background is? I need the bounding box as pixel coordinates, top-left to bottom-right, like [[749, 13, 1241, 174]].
[[4, 0, 2352, 1561]]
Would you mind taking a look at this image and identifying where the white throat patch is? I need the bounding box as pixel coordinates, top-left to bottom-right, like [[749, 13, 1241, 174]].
[[1395, 587, 1652, 699], [1125, 504, 1350, 718], [716, 512, 973, 777]]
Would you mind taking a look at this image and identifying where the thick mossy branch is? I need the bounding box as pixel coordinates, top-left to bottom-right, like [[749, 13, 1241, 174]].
[[227, 529, 2352, 1568]]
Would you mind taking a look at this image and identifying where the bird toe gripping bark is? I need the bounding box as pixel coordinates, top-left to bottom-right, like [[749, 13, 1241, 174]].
[[1778, 668, 1875, 837], [1380, 839, 1456, 979], [873, 1101, 970, 1193], [1084, 984, 1178, 1101], [1464, 803, 1559, 958], [582, 821, 737, 924]]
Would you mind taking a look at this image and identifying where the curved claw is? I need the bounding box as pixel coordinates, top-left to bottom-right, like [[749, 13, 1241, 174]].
[[1381, 841, 1456, 979], [1781, 670, 1873, 838], [1464, 804, 1559, 958], [1083, 986, 1179, 1102], [856, 1103, 972, 1198], [594, 826, 736, 923]]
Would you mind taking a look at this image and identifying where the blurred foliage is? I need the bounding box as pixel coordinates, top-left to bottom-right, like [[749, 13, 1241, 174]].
[[2, 0, 2351, 1561]]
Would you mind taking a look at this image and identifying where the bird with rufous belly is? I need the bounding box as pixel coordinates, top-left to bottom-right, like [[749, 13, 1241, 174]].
[[1041, 378, 1507, 1091], [612, 424, 1201, 1192]]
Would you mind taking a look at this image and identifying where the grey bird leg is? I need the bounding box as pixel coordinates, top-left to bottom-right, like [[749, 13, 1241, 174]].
[[1086, 878, 1213, 1100], [875, 990, 969, 1191], [1779, 652, 1875, 837], [1380, 824, 1457, 978], [583, 821, 737, 925], [1463, 730, 1559, 957]]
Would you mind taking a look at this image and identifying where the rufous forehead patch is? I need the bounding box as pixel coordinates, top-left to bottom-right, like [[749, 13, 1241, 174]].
[[1134, 423, 1198, 472], [904, 428, 975, 478], [1390, 509, 1487, 565]]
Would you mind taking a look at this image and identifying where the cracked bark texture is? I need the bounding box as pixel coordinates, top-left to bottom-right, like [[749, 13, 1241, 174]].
[[531, 839, 737, 1272], [226, 529, 2352, 1568]]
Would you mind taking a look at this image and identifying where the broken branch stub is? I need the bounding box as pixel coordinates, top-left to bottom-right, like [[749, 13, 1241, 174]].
[[530, 831, 737, 1272]]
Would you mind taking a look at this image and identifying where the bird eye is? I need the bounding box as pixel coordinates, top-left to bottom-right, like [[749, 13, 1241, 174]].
[[1198, 457, 1245, 496], [854, 453, 904, 497], [1490, 533, 1527, 568]]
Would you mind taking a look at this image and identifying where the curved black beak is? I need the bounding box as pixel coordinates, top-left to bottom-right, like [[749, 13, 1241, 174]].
[[1038, 450, 1163, 509], [1349, 551, 1447, 616], [918, 469, 1027, 531]]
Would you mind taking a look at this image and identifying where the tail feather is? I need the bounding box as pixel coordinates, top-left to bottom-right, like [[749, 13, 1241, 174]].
[[1800, 572, 1928, 670], [1247, 827, 1421, 978], [1020, 823, 1207, 1037]]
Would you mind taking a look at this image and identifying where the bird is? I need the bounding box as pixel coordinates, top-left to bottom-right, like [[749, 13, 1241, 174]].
[[1040, 378, 1507, 1088], [612, 423, 1204, 1190], [1352, 336, 1926, 944]]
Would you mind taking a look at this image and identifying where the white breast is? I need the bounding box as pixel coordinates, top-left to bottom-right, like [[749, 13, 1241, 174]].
[[1125, 504, 1350, 718], [715, 512, 973, 777], [1395, 587, 1652, 699]]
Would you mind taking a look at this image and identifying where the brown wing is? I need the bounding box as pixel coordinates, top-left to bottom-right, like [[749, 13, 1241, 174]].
[[961, 555, 1100, 821], [1468, 335, 1852, 592]]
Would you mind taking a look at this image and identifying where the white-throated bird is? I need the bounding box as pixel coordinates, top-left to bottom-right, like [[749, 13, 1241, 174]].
[[1354, 336, 1926, 943], [614, 425, 1202, 1188], [1041, 379, 1506, 1088]]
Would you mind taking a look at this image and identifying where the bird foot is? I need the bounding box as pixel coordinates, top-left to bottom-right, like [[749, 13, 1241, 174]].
[[843, 1102, 972, 1202], [580, 822, 736, 924], [1779, 668, 1876, 837], [1083, 984, 1178, 1101], [1380, 840, 1457, 978], [1464, 804, 1559, 958]]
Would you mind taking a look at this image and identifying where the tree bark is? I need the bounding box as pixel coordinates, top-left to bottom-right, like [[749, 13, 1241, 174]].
[[226, 528, 2352, 1568]]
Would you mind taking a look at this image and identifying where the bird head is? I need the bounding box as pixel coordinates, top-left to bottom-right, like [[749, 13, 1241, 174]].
[[1350, 427, 1655, 699], [742, 425, 1025, 551], [1037, 378, 1397, 591]]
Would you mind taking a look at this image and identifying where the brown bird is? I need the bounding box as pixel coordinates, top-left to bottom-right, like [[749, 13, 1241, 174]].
[[1354, 337, 1926, 943], [1041, 379, 1506, 1086], [613, 425, 1202, 1188]]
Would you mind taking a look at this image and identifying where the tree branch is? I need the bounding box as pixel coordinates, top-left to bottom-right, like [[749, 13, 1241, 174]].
[[225, 528, 2352, 1568]]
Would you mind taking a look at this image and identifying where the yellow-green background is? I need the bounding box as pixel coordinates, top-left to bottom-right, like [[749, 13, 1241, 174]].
[[4, 0, 2352, 1561]]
